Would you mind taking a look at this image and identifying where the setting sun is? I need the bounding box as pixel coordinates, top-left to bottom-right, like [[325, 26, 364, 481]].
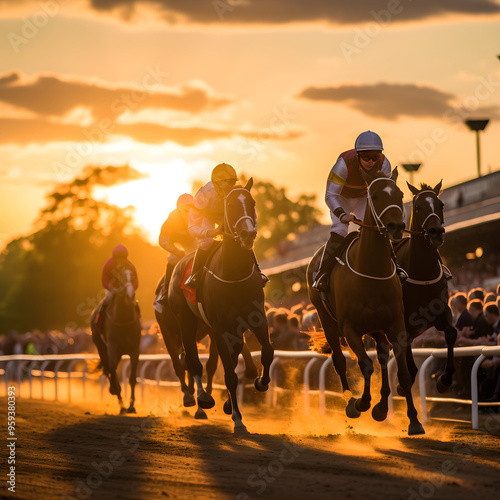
[[94, 160, 193, 243]]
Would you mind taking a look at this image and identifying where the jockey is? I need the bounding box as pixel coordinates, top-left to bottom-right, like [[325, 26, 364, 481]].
[[312, 131, 408, 292], [184, 162, 269, 289], [93, 244, 139, 333], [157, 194, 197, 303]]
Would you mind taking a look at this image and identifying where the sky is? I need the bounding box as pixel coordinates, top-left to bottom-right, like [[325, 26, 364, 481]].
[[1, 0, 500, 247]]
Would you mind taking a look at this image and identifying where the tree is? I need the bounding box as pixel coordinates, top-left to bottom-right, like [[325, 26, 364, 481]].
[[0, 166, 163, 332]]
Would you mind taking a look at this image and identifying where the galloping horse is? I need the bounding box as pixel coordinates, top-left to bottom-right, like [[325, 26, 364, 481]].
[[91, 270, 141, 414], [154, 281, 258, 419], [169, 179, 274, 433], [308, 167, 425, 435], [395, 181, 456, 393]]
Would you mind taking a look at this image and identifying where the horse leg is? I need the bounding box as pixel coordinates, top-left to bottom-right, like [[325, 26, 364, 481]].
[[180, 315, 215, 411], [127, 354, 139, 414], [241, 340, 258, 379], [371, 331, 391, 422], [107, 348, 124, 413], [397, 333, 418, 396], [387, 323, 425, 436], [436, 309, 457, 393], [160, 319, 195, 407], [346, 330, 374, 413], [91, 329, 110, 377], [205, 336, 218, 395], [223, 344, 243, 416], [250, 318, 274, 392], [214, 330, 247, 434]]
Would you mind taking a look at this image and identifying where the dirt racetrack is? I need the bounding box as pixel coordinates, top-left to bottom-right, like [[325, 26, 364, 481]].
[[1, 396, 500, 500]]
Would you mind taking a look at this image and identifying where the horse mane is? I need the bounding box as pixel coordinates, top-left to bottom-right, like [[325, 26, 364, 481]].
[[419, 183, 433, 191]]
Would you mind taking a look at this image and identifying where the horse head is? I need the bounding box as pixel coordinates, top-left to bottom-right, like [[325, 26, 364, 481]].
[[361, 166, 405, 241], [222, 178, 257, 250], [407, 180, 445, 247]]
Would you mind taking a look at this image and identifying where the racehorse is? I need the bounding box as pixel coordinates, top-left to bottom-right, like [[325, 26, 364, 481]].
[[154, 276, 258, 420], [308, 167, 425, 436], [169, 179, 274, 433], [91, 270, 141, 414], [394, 181, 456, 393]]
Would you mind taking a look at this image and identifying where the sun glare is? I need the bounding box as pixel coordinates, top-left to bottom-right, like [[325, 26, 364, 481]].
[[94, 161, 192, 244]]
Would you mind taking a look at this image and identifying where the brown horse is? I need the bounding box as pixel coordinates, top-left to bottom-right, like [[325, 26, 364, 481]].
[[169, 179, 274, 433], [395, 181, 456, 393], [308, 167, 425, 436], [91, 271, 141, 414], [154, 272, 258, 420]]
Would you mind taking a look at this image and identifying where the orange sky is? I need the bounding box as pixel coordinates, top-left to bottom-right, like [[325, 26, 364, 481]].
[[1, 1, 500, 246]]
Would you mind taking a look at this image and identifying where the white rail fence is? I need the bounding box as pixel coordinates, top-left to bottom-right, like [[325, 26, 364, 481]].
[[1, 347, 499, 430]]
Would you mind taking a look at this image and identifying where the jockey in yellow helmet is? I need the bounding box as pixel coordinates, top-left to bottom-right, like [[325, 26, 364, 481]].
[[184, 163, 269, 288]]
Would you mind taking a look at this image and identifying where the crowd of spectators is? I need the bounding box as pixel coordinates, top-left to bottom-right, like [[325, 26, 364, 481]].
[[2, 281, 499, 402], [413, 285, 500, 401]]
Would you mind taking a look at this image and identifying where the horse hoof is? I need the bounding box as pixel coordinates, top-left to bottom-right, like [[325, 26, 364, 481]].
[[436, 374, 452, 394], [223, 399, 232, 415], [127, 406, 136, 414], [183, 394, 196, 407], [397, 384, 405, 397], [234, 424, 249, 435], [194, 408, 208, 420], [255, 377, 269, 392], [197, 393, 215, 409], [372, 403, 388, 422], [408, 422, 425, 436], [354, 398, 371, 413], [345, 398, 361, 419], [119, 407, 127, 415]]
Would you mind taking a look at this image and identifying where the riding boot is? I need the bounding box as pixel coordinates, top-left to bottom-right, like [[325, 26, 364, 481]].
[[312, 232, 345, 292], [184, 248, 210, 289], [250, 250, 270, 287], [391, 251, 408, 282]]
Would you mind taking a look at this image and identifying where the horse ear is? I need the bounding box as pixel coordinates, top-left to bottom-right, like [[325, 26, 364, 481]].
[[433, 179, 443, 195], [407, 181, 420, 196], [390, 166, 398, 182], [244, 177, 254, 191]]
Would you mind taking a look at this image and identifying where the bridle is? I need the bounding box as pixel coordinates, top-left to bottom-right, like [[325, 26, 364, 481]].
[[354, 177, 404, 236], [223, 188, 257, 241]]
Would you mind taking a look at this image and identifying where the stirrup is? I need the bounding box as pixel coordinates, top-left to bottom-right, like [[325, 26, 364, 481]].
[[396, 265, 408, 282], [184, 272, 199, 289], [442, 264, 453, 280], [260, 272, 270, 287], [312, 273, 329, 293]]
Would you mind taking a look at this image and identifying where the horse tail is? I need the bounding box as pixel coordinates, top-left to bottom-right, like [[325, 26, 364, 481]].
[[307, 331, 332, 355]]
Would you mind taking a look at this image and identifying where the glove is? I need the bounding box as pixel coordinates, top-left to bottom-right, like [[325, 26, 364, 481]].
[[339, 212, 356, 224], [205, 227, 222, 238]]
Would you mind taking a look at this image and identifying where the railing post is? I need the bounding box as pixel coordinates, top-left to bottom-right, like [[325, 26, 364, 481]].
[[471, 354, 485, 430], [418, 355, 435, 425], [319, 358, 331, 416], [303, 357, 318, 416]]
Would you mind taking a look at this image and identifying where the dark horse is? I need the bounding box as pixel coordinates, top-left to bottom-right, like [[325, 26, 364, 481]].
[[394, 181, 456, 393], [308, 168, 425, 435], [169, 179, 274, 433], [154, 276, 258, 420], [91, 270, 141, 414]]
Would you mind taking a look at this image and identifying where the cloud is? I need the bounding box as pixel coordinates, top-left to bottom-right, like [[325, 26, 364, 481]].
[[0, 117, 302, 146], [297, 82, 500, 120], [0, 71, 233, 119], [82, 0, 500, 25], [2, 0, 499, 24]]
